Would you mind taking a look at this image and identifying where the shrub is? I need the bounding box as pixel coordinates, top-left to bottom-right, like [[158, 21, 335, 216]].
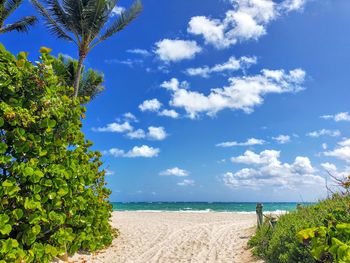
[[297, 208, 350, 262], [249, 195, 350, 263], [0, 45, 112, 263]]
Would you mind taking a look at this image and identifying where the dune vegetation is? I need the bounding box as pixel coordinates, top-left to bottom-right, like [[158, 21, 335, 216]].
[[249, 193, 350, 263]]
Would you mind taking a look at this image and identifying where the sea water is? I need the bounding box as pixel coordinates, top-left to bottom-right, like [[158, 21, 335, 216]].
[[111, 202, 310, 213]]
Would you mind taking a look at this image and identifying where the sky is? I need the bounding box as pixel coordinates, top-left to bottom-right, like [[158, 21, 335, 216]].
[[3, 0, 350, 202]]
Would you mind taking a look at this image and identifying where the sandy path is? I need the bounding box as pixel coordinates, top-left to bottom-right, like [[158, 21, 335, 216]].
[[67, 211, 263, 263]]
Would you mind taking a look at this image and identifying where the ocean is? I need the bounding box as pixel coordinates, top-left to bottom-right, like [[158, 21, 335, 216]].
[[111, 202, 310, 213]]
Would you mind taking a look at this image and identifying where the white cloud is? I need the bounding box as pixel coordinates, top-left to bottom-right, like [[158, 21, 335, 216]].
[[105, 169, 115, 176], [321, 162, 337, 173], [162, 69, 305, 119], [160, 167, 189, 177], [106, 145, 160, 158], [155, 39, 202, 62], [325, 139, 350, 163], [127, 129, 146, 139], [93, 122, 133, 133], [139, 99, 162, 112], [216, 138, 265, 147], [127, 48, 151, 56], [281, 0, 306, 12], [321, 112, 350, 122], [123, 112, 138, 122], [160, 78, 189, 91], [188, 0, 306, 49], [147, 126, 167, 141], [177, 179, 195, 186], [185, 56, 257, 78], [105, 58, 143, 67], [126, 127, 168, 141], [320, 162, 350, 182], [322, 143, 328, 150], [307, 129, 341, 138], [224, 149, 323, 189], [159, 109, 180, 119], [111, 6, 125, 16], [273, 135, 291, 144]]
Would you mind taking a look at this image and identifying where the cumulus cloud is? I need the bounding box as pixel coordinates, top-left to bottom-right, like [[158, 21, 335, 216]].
[[188, 0, 307, 49], [273, 135, 291, 144], [148, 126, 168, 140], [123, 112, 138, 122], [320, 162, 350, 183], [105, 145, 160, 158], [160, 167, 189, 177], [216, 138, 265, 147], [159, 109, 180, 119], [324, 139, 350, 163], [154, 39, 202, 62], [224, 149, 323, 189], [307, 129, 341, 138], [177, 179, 195, 186], [139, 99, 162, 112], [126, 126, 168, 141], [93, 122, 133, 133], [321, 112, 350, 122], [126, 129, 146, 139], [161, 69, 305, 119], [185, 56, 257, 78]]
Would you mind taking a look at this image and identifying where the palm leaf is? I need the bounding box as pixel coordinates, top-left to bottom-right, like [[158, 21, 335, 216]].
[[98, 0, 141, 42], [61, 0, 84, 35], [31, 0, 74, 42], [0, 15, 37, 33], [3, 0, 22, 20]]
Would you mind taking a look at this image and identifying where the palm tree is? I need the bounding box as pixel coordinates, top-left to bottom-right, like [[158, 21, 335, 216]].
[[31, 0, 142, 98], [0, 0, 37, 34], [52, 54, 105, 100]]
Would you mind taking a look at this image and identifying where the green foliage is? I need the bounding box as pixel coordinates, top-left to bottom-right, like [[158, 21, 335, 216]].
[[31, 0, 143, 97], [249, 195, 350, 263], [297, 209, 350, 262], [0, 44, 112, 263], [51, 54, 105, 100]]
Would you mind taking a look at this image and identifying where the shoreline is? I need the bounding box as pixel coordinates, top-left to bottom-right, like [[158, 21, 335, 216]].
[[64, 211, 264, 263]]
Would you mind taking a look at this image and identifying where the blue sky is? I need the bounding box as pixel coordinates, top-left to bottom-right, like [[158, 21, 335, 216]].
[[3, 0, 350, 202]]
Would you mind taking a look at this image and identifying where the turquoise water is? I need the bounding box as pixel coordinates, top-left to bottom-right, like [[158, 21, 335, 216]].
[[111, 202, 311, 213]]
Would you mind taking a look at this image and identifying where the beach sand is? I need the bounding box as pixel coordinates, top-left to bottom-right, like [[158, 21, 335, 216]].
[[65, 211, 263, 263]]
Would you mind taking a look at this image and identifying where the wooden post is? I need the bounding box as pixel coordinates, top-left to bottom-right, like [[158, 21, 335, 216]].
[[256, 203, 263, 229], [270, 217, 277, 229]]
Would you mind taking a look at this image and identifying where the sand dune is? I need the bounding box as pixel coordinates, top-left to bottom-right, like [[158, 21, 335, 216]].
[[66, 211, 263, 263]]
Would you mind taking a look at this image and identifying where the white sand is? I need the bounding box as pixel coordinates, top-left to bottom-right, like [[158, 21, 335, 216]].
[[66, 211, 263, 263]]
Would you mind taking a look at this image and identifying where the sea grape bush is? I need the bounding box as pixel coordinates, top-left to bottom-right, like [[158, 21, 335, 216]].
[[297, 208, 350, 262], [249, 195, 350, 263], [0, 45, 112, 262]]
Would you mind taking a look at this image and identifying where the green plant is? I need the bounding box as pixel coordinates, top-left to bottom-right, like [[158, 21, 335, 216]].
[[297, 209, 350, 262], [31, 0, 142, 97], [249, 196, 350, 263], [52, 54, 105, 100], [0, 44, 112, 263], [0, 0, 37, 34]]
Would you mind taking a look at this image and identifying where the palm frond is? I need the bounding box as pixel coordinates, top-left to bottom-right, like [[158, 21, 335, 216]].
[[61, 0, 85, 35], [98, 0, 141, 42], [3, 0, 22, 20], [83, 0, 115, 43], [0, 15, 37, 33], [44, 0, 76, 35], [31, 0, 74, 42]]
